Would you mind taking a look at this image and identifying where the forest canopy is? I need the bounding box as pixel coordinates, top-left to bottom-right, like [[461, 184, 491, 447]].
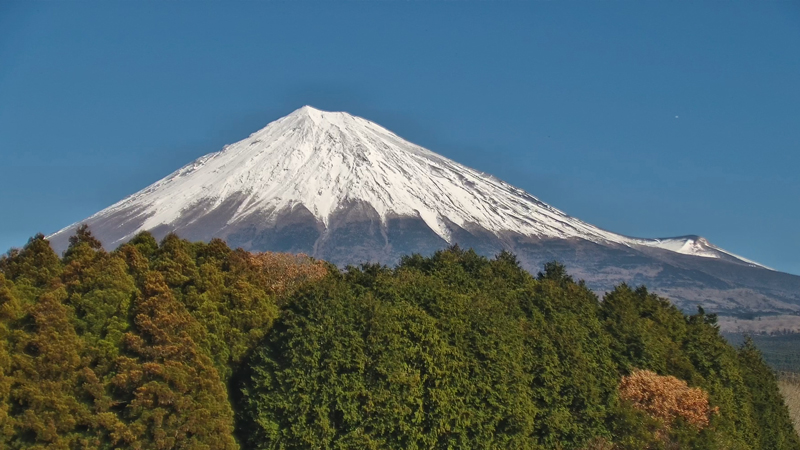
[[0, 228, 796, 449]]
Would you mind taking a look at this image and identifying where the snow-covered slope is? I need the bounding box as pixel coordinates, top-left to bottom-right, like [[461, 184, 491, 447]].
[[634, 236, 771, 268], [48, 106, 765, 269]]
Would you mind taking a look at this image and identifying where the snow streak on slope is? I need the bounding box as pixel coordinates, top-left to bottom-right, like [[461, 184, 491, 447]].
[[49, 106, 768, 269]]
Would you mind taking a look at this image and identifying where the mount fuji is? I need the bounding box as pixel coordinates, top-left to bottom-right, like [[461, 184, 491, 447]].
[[49, 106, 800, 315]]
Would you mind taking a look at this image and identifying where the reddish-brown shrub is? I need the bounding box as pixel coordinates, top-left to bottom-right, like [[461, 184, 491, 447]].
[[618, 369, 717, 430], [243, 251, 328, 297]]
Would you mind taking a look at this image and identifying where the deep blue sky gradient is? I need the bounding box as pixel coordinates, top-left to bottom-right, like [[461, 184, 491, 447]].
[[1, 2, 799, 274]]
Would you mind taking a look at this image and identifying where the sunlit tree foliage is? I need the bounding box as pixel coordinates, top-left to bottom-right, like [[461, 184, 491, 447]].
[[0, 229, 795, 449]]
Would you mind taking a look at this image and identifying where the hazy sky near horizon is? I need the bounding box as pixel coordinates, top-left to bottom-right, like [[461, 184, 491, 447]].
[[1, 2, 799, 274]]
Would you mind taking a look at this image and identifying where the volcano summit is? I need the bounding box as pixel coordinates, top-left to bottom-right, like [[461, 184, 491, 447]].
[[49, 106, 800, 315]]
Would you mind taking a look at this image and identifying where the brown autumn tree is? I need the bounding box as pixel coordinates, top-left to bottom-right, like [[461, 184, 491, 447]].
[[618, 369, 717, 431], [230, 250, 328, 298]]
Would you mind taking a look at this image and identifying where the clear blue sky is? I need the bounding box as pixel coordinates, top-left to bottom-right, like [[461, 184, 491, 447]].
[[1, 2, 798, 274]]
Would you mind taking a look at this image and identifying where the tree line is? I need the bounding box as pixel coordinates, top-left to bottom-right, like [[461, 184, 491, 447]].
[[0, 226, 796, 449]]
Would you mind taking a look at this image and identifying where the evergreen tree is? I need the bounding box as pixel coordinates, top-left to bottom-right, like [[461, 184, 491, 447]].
[[0, 273, 18, 443], [536, 260, 574, 286], [1, 234, 62, 290], [527, 273, 618, 448], [126, 232, 159, 261], [738, 336, 800, 450], [7, 286, 107, 448], [151, 233, 198, 290], [112, 272, 237, 449], [62, 226, 136, 376]]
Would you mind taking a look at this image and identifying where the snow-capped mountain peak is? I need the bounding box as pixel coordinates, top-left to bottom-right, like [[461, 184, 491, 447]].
[[48, 106, 767, 270]]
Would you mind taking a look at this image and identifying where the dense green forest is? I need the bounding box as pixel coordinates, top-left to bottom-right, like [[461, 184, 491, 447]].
[[0, 227, 797, 449], [724, 333, 800, 374]]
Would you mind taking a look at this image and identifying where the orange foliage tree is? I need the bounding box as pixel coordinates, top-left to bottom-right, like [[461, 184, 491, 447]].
[[618, 369, 717, 430]]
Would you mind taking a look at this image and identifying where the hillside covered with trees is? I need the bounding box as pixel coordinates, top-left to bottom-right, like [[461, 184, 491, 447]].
[[0, 227, 796, 449]]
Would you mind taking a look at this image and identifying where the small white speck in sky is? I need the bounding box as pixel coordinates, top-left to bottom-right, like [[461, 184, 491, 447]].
[[675, 115, 679, 119]]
